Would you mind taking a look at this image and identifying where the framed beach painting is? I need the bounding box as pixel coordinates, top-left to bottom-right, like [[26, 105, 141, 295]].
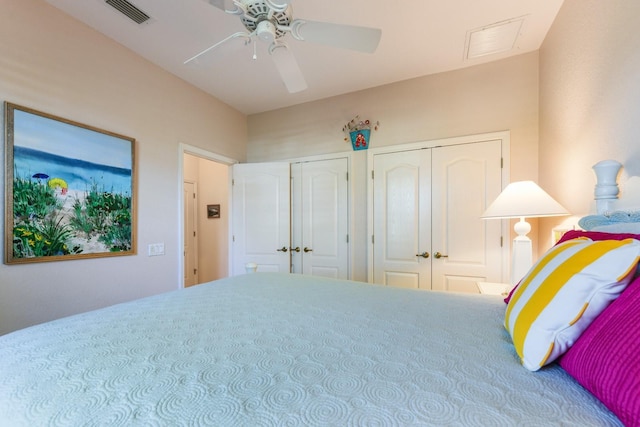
[[4, 102, 137, 264]]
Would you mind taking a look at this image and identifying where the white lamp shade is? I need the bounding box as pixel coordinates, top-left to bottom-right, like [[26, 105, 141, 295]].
[[481, 181, 569, 219]]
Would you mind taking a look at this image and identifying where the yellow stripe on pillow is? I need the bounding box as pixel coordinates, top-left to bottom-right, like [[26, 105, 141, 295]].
[[505, 238, 640, 371], [505, 238, 585, 331]]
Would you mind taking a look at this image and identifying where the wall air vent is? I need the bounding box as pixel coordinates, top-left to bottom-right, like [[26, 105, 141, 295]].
[[105, 0, 151, 25]]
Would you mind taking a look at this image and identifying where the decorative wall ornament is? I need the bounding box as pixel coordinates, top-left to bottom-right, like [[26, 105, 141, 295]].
[[342, 115, 379, 151]]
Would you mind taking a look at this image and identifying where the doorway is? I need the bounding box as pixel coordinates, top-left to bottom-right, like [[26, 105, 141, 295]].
[[179, 144, 237, 288]]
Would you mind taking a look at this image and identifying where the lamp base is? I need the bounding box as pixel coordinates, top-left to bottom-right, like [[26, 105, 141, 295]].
[[511, 237, 532, 285]]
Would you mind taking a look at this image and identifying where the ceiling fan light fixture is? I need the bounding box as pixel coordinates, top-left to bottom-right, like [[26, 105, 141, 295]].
[[257, 20, 276, 43]]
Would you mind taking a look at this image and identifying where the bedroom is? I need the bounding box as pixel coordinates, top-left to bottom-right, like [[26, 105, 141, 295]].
[[1, 0, 640, 424], [0, 0, 638, 339]]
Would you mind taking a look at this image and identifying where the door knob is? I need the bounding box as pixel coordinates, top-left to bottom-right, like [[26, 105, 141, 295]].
[[415, 252, 430, 258], [277, 246, 288, 252], [303, 247, 313, 253], [290, 247, 300, 253], [434, 252, 448, 259]]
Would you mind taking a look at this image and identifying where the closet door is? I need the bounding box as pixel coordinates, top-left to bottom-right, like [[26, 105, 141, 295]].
[[291, 158, 349, 279], [430, 141, 503, 292], [372, 149, 432, 289], [231, 163, 291, 275]]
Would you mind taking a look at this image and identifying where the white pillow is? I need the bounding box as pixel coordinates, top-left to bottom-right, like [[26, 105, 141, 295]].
[[505, 238, 640, 371], [591, 222, 640, 234]]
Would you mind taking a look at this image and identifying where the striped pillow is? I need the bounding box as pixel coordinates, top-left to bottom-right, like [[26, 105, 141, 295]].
[[505, 238, 640, 371]]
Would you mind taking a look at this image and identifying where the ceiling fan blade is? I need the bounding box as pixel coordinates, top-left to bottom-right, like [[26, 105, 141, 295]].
[[291, 20, 381, 53], [206, 0, 228, 11], [205, 0, 232, 10], [184, 32, 251, 64], [265, 0, 292, 10], [204, 0, 241, 14], [269, 44, 307, 93]]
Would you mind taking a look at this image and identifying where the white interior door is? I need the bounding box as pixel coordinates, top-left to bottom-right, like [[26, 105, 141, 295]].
[[291, 158, 349, 279], [231, 163, 291, 275], [183, 180, 198, 287], [430, 141, 504, 292], [372, 149, 432, 289]]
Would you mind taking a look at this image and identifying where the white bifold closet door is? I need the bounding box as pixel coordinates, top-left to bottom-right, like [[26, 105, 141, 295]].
[[231, 162, 291, 275], [430, 141, 503, 292], [372, 149, 433, 289], [372, 140, 503, 292], [291, 158, 349, 279], [231, 158, 349, 278]]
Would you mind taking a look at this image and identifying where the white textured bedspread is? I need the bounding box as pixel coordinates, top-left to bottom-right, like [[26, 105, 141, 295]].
[[0, 273, 621, 426]]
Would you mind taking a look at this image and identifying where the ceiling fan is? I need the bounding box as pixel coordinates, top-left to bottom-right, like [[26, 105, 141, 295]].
[[185, 0, 382, 93]]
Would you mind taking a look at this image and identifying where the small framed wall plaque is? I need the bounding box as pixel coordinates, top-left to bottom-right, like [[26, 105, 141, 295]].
[[207, 204, 220, 219]]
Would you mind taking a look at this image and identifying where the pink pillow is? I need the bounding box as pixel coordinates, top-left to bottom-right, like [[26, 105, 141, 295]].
[[503, 282, 518, 304], [556, 229, 640, 245], [503, 230, 640, 304], [559, 276, 640, 426]]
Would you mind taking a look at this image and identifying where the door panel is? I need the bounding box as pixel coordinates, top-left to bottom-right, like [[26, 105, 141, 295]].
[[373, 150, 432, 289], [385, 271, 420, 289], [431, 140, 503, 292], [231, 163, 291, 275], [183, 180, 198, 287], [292, 158, 349, 279]]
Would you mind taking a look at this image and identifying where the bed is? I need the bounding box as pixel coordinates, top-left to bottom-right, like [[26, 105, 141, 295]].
[[0, 272, 627, 426], [1, 163, 638, 426]]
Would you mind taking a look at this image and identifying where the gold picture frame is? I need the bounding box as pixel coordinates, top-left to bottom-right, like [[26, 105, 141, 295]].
[[4, 102, 137, 264]]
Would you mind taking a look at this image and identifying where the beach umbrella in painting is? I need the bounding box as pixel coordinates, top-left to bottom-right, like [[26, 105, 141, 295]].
[[32, 173, 49, 180]]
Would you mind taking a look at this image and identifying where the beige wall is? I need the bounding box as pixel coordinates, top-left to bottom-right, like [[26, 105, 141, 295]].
[[249, 52, 539, 175], [0, 0, 246, 334], [248, 53, 540, 278], [539, 0, 640, 249]]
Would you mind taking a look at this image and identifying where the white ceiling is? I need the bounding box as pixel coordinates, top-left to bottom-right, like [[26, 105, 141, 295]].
[[44, 0, 564, 115]]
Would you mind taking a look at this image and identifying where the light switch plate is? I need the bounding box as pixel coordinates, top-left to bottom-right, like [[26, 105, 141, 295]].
[[148, 243, 165, 256]]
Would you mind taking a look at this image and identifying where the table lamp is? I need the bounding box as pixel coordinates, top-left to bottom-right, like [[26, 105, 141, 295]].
[[481, 181, 569, 285]]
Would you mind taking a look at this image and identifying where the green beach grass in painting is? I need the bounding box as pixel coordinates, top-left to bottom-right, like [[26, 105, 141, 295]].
[[12, 172, 132, 259]]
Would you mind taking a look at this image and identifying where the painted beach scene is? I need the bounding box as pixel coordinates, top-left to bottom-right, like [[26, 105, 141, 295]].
[[8, 106, 135, 262]]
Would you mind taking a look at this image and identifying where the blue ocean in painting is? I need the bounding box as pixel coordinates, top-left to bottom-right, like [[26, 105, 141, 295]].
[[13, 146, 132, 194]]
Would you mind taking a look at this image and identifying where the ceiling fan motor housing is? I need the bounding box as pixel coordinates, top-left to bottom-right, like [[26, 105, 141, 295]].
[[239, 0, 291, 39]]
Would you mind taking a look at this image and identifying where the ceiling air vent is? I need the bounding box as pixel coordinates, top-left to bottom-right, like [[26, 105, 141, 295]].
[[465, 16, 527, 60], [105, 0, 151, 25]]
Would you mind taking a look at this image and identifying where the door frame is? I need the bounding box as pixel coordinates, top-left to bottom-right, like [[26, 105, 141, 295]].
[[366, 131, 511, 284], [178, 143, 238, 289]]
